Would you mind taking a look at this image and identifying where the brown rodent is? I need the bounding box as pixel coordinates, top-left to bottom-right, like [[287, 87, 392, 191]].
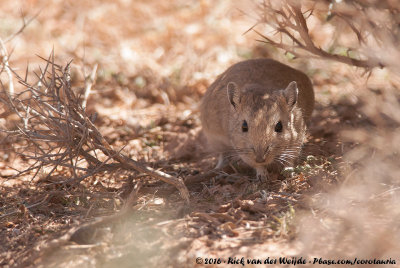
[[200, 58, 314, 181]]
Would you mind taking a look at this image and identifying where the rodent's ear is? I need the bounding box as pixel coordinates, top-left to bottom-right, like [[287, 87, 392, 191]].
[[284, 81, 298, 108], [227, 82, 240, 109]]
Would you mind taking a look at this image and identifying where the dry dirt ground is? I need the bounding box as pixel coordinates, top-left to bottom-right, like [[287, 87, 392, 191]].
[[1, 1, 399, 267]]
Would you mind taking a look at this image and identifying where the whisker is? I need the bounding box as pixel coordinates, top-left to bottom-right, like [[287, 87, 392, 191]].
[[280, 153, 298, 158], [273, 158, 286, 168], [276, 157, 292, 166], [279, 156, 296, 163], [279, 152, 297, 157]]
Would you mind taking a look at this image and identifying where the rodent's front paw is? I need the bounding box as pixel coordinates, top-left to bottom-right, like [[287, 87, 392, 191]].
[[215, 153, 228, 169], [256, 168, 269, 183]]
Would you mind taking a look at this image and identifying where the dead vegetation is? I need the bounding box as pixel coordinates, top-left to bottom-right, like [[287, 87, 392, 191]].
[[2, 52, 189, 201], [0, 0, 400, 267], [256, 0, 400, 70]]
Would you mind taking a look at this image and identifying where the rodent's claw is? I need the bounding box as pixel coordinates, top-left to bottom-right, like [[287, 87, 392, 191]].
[[256, 167, 269, 183], [214, 153, 228, 169]]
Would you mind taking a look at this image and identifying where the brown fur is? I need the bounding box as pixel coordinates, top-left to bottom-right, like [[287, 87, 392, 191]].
[[200, 58, 314, 180]]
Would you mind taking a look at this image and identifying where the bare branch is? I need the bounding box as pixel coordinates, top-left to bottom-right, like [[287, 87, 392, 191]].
[[256, 0, 390, 69], [82, 63, 98, 109], [0, 38, 15, 95], [1, 53, 190, 204], [4, 11, 41, 43]]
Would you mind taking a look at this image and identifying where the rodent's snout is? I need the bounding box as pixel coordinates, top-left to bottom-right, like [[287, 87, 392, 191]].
[[255, 155, 266, 163], [254, 146, 270, 164]]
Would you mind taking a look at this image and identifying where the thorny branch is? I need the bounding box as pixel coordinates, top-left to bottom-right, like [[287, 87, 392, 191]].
[[0, 12, 40, 96], [256, 0, 400, 70], [0, 52, 190, 203], [0, 39, 14, 95]]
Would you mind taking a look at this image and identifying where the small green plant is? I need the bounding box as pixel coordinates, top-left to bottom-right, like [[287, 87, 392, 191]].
[[270, 203, 296, 238], [281, 155, 334, 178]]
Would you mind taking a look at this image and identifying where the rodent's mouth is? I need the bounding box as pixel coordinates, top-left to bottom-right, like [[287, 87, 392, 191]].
[[253, 162, 268, 167], [240, 155, 274, 167], [253, 160, 273, 167]]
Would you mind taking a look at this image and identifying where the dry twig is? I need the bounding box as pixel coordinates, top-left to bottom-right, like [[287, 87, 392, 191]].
[[0, 38, 14, 95], [82, 63, 97, 109], [256, 0, 400, 69], [0, 52, 190, 203], [0, 11, 40, 96]]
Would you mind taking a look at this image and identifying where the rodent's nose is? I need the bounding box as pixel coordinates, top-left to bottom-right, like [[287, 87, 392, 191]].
[[255, 146, 269, 163], [255, 154, 266, 163]]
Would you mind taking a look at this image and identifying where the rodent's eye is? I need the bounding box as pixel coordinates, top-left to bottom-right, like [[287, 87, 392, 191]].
[[275, 121, 283, 133], [242, 120, 248, 132]]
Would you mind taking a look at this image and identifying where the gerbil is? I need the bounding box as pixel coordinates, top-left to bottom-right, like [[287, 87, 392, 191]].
[[200, 58, 314, 181]]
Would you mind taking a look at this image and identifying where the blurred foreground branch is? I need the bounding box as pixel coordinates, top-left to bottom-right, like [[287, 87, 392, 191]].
[[0, 38, 14, 95], [257, 0, 400, 70], [0, 11, 40, 96], [0, 53, 189, 203]]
